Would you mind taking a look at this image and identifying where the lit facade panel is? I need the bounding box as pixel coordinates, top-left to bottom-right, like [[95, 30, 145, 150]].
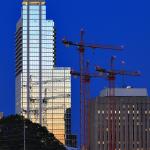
[[89, 96, 150, 150], [16, 0, 71, 144]]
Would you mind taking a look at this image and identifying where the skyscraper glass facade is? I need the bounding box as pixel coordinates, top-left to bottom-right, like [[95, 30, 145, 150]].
[[16, 0, 71, 143]]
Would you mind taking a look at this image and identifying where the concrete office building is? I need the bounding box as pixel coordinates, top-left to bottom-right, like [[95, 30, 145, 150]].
[[16, 0, 71, 143], [89, 88, 150, 150]]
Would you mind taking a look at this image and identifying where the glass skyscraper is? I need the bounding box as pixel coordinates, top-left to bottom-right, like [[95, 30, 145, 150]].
[[16, 0, 71, 143]]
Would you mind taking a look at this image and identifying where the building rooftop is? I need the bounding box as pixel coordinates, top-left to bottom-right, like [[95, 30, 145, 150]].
[[100, 88, 148, 97], [22, 0, 46, 5]]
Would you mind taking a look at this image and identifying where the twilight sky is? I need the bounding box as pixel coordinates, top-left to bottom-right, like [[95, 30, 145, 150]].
[[0, 0, 150, 136]]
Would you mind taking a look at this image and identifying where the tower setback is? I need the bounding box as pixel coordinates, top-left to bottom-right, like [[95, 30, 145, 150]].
[[16, 0, 71, 143]]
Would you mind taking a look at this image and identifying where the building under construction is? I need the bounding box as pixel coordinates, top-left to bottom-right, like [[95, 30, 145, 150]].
[[89, 88, 150, 150]]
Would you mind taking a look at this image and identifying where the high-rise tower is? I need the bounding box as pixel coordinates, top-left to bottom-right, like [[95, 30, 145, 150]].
[[16, 0, 71, 143]]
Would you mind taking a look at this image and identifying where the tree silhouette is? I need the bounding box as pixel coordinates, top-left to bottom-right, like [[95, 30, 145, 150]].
[[0, 115, 66, 150]]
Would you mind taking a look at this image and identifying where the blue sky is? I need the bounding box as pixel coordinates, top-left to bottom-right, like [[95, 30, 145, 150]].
[[0, 0, 150, 139]]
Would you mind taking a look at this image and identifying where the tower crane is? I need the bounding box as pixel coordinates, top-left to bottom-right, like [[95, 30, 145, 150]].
[[62, 29, 124, 150], [71, 62, 105, 150], [96, 56, 141, 150], [96, 56, 141, 96]]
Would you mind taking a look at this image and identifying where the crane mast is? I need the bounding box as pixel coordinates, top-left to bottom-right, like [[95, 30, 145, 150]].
[[96, 56, 141, 150], [63, 30, 123, 150], [71, 61, 106, 150]]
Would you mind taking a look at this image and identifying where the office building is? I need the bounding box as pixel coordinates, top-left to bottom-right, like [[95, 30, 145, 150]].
[[65, 108, 77, 147], [89, 88, 150, 150], [16, 0, 71, 143]]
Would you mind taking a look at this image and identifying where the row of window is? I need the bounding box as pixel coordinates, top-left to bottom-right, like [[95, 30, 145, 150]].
[[21, 81, 70, 85], [22, 76, 70, 80], [23, 35, 54, 39], [23, 60, 54, 63], [22, 74, 70, 77], [22, 94, 71, 97], [23, 31, 54, 35], [28, 79, 66, 83], [21, 112, 69, 116], [23, 54, 54, 57], [23, 15, 46, 20], [22, 85, 71, 89], [22, 39, 54, 44], [22, 83, 71, 87], [22, 85, 71, 88], [23, 49, 54, 53], [23, 20, 54, 25], [21, 110, 70, 114], [22, 53, 54, 57], [23, 38, 54, 41], [21, 78, 70, 81], [22, 59, 54, 62], [23, 10, 46, 15], [21, 101, 70, 104], [22, 20, 54, 27], [23, 26, 54, 30], [97, 109, 150, 114], [22, 70, 70, 73], [21, 77, 70, 81], [22, 100, 71, 104], [23, 5, 46, 10], [23, 65, 54, 69], [22, 66, 54, 69], [22, 82, 70, 86], [23, 44, 54, 48], [23, 40, 54, 44], [23, 20, 53, 27], [22, 91, 71, 95]]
